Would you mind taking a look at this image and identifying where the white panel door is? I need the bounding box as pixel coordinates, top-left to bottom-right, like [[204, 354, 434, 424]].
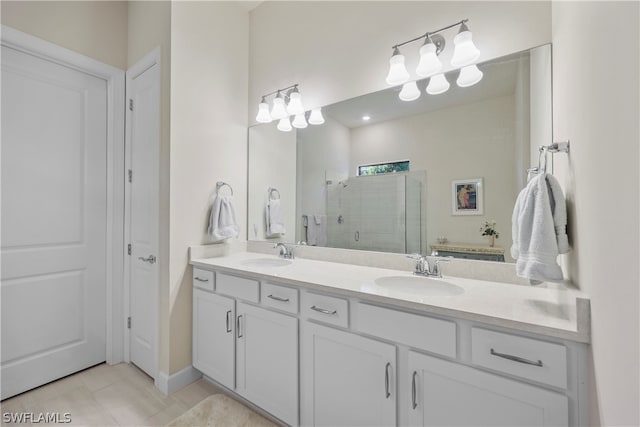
[[301, 322, 396, 427], [126, 58, 160, 378], [192, 289, 235, 389], [408, 351, 568, 427], [0, 45, 107, 399], [236, 302, 298, 426]]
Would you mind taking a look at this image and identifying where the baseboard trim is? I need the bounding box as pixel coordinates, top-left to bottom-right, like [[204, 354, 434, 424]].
[[155, 366, 202, 395]]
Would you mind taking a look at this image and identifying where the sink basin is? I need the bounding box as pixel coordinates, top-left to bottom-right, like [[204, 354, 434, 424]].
[[240, 258, 292, 268], [374, 275, 464, 296]]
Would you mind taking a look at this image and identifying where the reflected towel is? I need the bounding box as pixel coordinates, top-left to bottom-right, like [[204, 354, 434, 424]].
[[266, 198, 286, 237], [307, 214, 327, 246], [511, 173, 569, 283], [208, 195, 240, 242]]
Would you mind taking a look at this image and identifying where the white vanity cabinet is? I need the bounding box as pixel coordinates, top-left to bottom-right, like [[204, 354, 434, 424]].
[[236, 301, 298, 426], [192, 288, 235, 389], [300, 321, 396, 427], [408, 351, 568, 426]]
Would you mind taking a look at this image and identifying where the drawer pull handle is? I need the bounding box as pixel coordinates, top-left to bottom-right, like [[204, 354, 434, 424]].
[[268, 294, 290, 302], [384, 362, 391, 399], [310, 305, 337, 315], [226, 310, 232, 333], [194, 277, 209, 282], [237, 315, 243, 338], [411, 371, 418, 409], [490, 348, 543, 367]]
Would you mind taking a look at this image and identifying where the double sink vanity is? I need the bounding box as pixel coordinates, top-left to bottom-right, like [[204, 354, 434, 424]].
[[189, 244, 590, 427]]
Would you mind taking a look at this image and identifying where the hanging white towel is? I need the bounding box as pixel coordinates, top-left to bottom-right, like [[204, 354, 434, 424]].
[[313, 214, 327, 247], [266, 198, 286, 237], [511, 173, 569, 283], [208, 195, 240, 242]]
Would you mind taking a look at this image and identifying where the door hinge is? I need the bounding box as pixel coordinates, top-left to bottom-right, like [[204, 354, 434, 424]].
[[127, 316, 131, 329], [129, 99, 133, 111], [127, 244, 132, 255], [128, 169, 132, 183]]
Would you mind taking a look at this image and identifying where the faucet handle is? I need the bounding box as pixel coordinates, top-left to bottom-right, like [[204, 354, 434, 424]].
[[406, 253, 424, 260], [431, 257, 450, 278]]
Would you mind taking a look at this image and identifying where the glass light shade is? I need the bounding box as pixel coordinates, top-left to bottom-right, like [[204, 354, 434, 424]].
[[292, 113, 308, 129], [255, 101, 272, 123], [399, 81, 421, 102], [287, 92, 305, 115], [416, 42, 442, 78], [308, 108, 325, 125], [451, 30, 480, 67], [385, 52, 410, 86], [457, 64, 483, 87], [277, 117, 292, 132], [426, 73, 450, 95], [271, 96, 288, 120]]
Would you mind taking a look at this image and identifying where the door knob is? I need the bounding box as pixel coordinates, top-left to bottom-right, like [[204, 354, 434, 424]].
[[138, 255, 157, 264]]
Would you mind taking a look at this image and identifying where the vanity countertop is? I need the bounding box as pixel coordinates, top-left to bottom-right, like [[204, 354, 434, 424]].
[[191, 251, 590, 343]]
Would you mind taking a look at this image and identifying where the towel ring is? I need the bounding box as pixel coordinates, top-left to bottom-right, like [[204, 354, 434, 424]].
[[216, 181, 234, 196], [268, 187, 281, 200]]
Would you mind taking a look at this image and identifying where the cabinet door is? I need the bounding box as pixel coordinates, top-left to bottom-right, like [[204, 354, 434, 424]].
[[408, 351, 568, 427], [192, 288, 235, 389], [236, 302, 298, 426], [301, 322, 396, 427]]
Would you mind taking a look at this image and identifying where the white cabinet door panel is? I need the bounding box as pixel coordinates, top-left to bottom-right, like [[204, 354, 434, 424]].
[[408, 351, 568, 427], [236, 302, 298, 426], [302, 322, 396, 427], [1, 45, 107, 400], [192, 289, 234, 389]]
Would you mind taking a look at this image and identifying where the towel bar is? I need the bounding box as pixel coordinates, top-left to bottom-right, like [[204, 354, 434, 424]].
[[216, 181, 233, 196], [268, 187, 281, 200]]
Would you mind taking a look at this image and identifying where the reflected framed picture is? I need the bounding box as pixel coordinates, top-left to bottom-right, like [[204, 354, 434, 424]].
[[452, 178, 483, 215]]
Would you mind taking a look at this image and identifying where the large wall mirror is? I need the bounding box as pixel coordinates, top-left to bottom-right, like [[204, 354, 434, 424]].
[[248, 44, 552, 263]]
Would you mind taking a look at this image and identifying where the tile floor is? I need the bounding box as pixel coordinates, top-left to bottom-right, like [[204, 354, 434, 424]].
[[0, 363, 222, 426]]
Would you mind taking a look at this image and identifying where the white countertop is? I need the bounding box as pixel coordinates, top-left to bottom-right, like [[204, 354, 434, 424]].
[[191, 251, 590, 343]]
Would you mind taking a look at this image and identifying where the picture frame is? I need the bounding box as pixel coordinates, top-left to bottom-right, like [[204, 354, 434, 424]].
[[452, 178, 484, 215]]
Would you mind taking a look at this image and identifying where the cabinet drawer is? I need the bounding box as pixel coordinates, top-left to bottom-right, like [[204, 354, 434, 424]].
[[193, 268, 214, 291], [216, 272, 259, 303], [261, 282, 299, 314], [472, 328, 567, 389], [356, 303, 456, 358], [301, 292, 349, 328]]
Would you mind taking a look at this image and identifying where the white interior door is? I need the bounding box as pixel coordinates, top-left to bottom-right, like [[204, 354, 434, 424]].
[[0, 45, 108, 399], [125, 52, 160, 379]]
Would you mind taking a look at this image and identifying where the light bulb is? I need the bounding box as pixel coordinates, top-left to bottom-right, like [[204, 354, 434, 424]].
[[287, 90, 305, 115], [385, 47, 410, 86], [308, 108, 325, 125], [451, 22, 480, 67], [277, 117, 292, 132], [426, 73, 450, 95], [399, 81, 421, 101], [271, 93, 288, 120], [292, 113, 308, 129], [457, 64, 483, 87], [255, 99, 272, 123], [416, 39, 442, 78]]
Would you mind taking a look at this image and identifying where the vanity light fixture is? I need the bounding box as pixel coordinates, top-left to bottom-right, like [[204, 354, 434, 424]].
[[255, 84, 324, 131], [386, 19, 482, 100], [308, 108, 325, 125], [277, 117, 292, 132], [399, 81, 421, 101]]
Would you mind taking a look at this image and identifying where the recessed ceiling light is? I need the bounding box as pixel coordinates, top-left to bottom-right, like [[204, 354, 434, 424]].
[[362, 115, 371, 121]]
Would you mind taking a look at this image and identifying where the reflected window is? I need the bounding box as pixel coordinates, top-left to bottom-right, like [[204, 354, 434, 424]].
[[358, 160, 410, 176]]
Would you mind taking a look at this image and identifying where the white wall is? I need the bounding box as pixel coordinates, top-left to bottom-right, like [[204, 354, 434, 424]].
[[1, 1, 128, 69], [350, 95, 518, 260], [551, 2, 639, 425], [296, 117, 351, 241], [249, 1, 551, 124], [169, 2, 249, 373], [248, 125, 297, 241]]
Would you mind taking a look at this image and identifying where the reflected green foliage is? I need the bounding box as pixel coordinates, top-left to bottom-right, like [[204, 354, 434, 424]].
[[358, 161, 410, 176]]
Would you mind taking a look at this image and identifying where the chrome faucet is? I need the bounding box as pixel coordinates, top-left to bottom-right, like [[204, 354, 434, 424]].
[[274, 243, 294, 259], [407, 254, 449, 278]]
